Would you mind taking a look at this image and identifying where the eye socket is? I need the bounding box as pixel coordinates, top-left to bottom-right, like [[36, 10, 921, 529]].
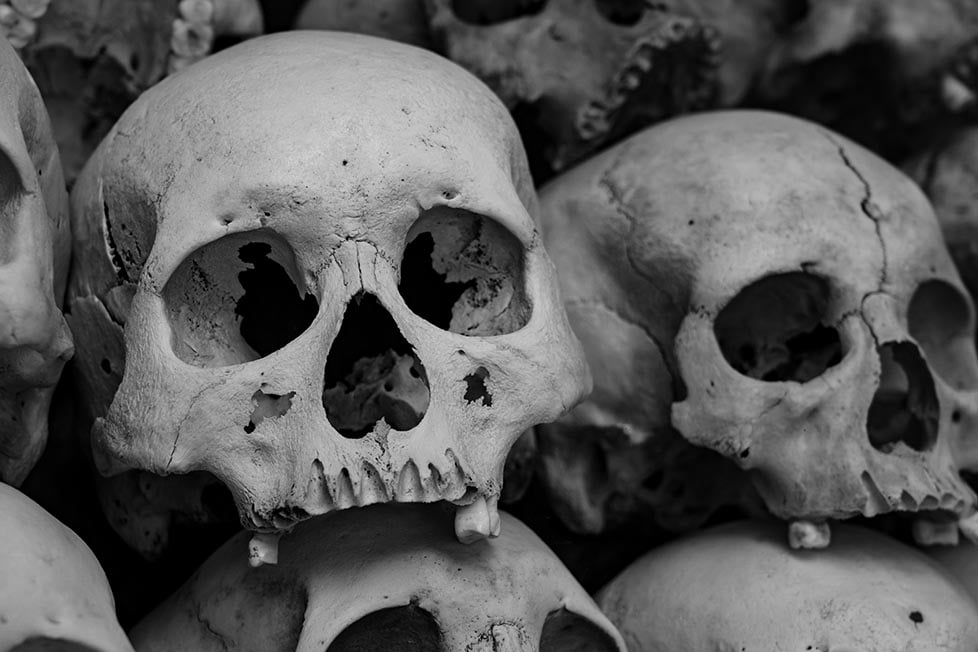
[[908, 279, 978, 390], [163, 230, 318, 368], [399, 207, 530, 336], [327, 604, 443, 652], [540, 608, 620, 652], [714, 273, 843, 383], [451, 0, 547, 25], [594, 0, 647, 25]]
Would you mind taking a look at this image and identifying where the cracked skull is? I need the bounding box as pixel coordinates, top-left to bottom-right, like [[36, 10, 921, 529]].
[[424, 0, 719, 177], [537, 109, 978, 545], [67, 32, 589, 552], [0, 36, 73, 485], [129, 503, 625, 652]]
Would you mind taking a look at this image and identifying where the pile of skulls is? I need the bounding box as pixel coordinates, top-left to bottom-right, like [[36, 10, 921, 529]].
[[6, 1, 978, 650]]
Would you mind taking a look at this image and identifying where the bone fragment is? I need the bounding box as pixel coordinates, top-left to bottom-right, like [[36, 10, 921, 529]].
[[248, 532, 281, 567], [788, 520, 831, 549]]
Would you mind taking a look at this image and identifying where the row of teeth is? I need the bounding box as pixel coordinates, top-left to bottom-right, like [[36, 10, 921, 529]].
[[169, 0, 219, 75], [0, 0, 49, 49], [577, 16, 720, 143]]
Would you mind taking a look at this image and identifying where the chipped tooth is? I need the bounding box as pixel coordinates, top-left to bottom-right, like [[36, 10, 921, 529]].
[[248, 532, 280, 567], [958, 513, 978, 543], [788, 520, 831, 549], [396, 461, 423, 502], [913, 519, 959, 546], [332, 470, 357, 510], [455, 496, 496, 544], [359, 463, 389, 505]]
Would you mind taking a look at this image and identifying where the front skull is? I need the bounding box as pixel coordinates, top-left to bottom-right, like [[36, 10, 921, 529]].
[[68, 32, 588, 546], [0, 36, 72, 485], [539, 109, 978, 546]]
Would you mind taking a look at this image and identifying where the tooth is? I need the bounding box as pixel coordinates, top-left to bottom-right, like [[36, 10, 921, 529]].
[[454, 495, 500, 544], [359, 463, 389, 505], [305, 460, 334, 513], [913, 518, 959, 546], [633, 54, 652, 73], [178, 0, 214, 23], [787, 520, 831, 549], [332, 470, 356, 509], [248, 532, 281, 567], [397, 461, 423, 502], [620, 71, 642, 91], [958, 513, 978, 543]]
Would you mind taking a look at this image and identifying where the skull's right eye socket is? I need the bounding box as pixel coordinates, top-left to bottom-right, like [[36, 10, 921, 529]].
[[714, 273, 843, 383], [163, 230, 318, 367]]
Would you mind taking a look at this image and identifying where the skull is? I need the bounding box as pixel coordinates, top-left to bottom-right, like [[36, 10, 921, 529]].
[[12, 0, 263, 182], [424, 0, 720, 177], [755, 0, 978, 160], [0, 35, 72, 485], [537, 109, 978, 547], [597, 520, 978, 651], [129, 504, 624, 651], [67, 32, 589, 555], [0, 483, 133, 651]]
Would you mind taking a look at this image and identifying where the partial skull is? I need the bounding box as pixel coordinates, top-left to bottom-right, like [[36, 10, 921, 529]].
[[537, 110, 978, 547], [598, 520, 978, 651], [67, 32, 589, 557], [0, 483, 133, 652], [424, 0, 720, 177], [129, 503, 625, 651], [0, 35, 72, 485]]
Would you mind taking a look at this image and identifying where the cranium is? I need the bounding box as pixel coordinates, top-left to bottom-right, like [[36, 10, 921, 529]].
[[537, 109, 978, 548], [67, 31, 589, 557], [0, 35, 72, 485], [598, 520, 978, 651], [424, 0, 720, 177], [10, 0, 263, 182], [129, 504, 625, 651], [0, 482, 133, 651]]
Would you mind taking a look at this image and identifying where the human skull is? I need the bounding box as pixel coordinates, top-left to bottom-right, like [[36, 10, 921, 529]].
[[424, 0, 720, 177], [67, 32, 589, 555], [0, 482, 133, 651], [11, 0, 263, 182], [537, 109, 978, 547], [129, 503, 625, 651], [0, 35, 72, 485], [597, 520, 978, 651]]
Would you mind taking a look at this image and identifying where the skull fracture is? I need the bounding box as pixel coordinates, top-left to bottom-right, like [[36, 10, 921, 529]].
[[130, 503, 625, 651], [538, 109, 978, 548], [67, 32, 589, 558], [0, 34, 73, 485]]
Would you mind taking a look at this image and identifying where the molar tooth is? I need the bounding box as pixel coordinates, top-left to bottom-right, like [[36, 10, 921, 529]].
[[359, 463, 389, 505], [913, 518, 959, 546], [958, 512, 978, 543], [396, 461, 423, 502], [454, 496, 498, 544], [248, 532, 280, 567], [788, 519, 831, 549], [332, 469, 356, 509]]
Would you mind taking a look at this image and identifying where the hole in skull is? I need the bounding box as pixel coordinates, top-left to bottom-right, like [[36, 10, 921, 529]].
[[463, 367, 493, 406], [327, 604, 443, 652], [399, 207, 530, 336], [908, 280, 978, 390], [451, 0, 546, 25], [714, 273, 843, 382], [867, 342, 939, 453], [323, 293, 429, 438], [163, 231, 318, 367], [539, 608, 620, 652], [594, 0, 646, 25], [244, 390, 295, 434]]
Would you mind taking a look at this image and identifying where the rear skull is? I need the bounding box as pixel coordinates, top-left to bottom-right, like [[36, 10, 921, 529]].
[[537, 109, 978, 547], [66, 32, 589, 557]]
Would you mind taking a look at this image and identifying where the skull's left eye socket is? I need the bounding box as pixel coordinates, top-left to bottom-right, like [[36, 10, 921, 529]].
[[164, 230, 318, 367]]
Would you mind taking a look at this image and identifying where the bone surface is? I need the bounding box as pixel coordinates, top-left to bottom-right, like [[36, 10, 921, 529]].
[[0, 483, 133, 651], [598, 519, 978, 651], [129, 503, 625, 651], [538, 109, 978, 531], [66, 31, 590, 551]]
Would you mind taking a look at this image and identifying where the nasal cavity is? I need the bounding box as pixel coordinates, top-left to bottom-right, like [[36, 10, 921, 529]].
[[323, 292, 429, 439], [867, 341, 939, 453]]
